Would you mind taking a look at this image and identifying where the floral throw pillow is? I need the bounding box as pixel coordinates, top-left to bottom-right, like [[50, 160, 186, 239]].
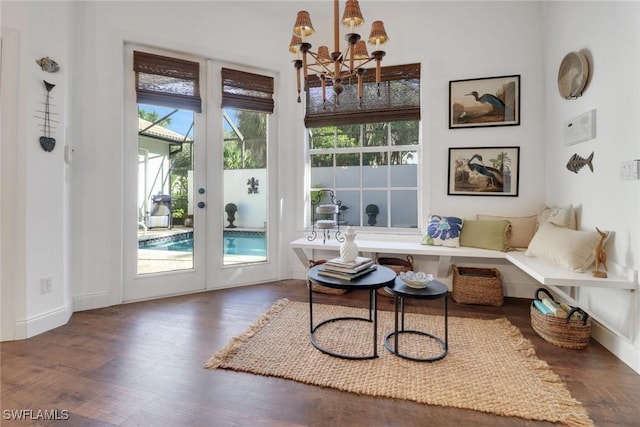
[[421, 215, 464, 247]]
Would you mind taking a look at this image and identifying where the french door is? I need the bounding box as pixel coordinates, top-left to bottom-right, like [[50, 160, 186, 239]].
[[123, 45, 278, 302]]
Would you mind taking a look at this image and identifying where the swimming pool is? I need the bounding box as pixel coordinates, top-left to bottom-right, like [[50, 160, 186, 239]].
[[139, 231, 266, 256]]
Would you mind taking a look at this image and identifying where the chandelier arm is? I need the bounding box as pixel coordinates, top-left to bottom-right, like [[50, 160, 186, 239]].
[[354, 57, 376, 69], [305, 60, 334, 76]]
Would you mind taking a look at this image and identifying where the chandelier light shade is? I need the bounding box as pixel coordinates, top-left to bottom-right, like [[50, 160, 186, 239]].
[[293, 11, 315, 38], [342, 0, 364, 28], [289, 0, 389, 104]]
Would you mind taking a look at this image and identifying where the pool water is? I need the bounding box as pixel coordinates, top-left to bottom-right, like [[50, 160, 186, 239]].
[[139, 232, 266, 256]]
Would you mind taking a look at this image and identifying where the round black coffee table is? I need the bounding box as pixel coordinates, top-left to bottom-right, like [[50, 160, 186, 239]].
[[383, 277, 448, 362], [308, 264, 397, 359]]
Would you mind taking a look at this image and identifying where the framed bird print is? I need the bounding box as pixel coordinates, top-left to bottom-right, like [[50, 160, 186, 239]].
[[447, 146, 520, 196], [449, 75, 520, 128]]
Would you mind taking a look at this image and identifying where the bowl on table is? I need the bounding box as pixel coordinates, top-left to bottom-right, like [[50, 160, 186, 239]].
[[399, 271, 434, 289]]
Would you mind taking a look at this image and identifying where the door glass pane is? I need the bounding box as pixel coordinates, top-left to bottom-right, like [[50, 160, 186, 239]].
[[223, 108, 268, 265], [137, 105, 195, 274]]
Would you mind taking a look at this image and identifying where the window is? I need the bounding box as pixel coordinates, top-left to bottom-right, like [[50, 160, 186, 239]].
[[307, 64, 421, 230], [220, 68, 273, 265]]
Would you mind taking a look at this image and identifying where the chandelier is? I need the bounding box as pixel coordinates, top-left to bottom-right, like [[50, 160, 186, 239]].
[[289, 0, 389, 105]]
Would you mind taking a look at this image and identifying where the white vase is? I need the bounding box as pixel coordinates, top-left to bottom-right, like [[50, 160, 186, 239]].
[[340, 227, 359, 263]]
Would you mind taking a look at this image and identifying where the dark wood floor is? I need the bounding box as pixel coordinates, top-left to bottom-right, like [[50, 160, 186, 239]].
[[1, 280, 639, 426]]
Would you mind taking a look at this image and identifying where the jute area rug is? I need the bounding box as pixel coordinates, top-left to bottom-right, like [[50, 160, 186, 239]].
[[204, 299, 593, 427]]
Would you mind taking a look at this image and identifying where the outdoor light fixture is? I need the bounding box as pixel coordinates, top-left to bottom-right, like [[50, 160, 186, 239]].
[[289, 0, 389, 104]]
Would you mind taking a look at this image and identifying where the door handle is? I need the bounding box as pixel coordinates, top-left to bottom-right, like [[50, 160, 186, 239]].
[[198, 201, 205, 209]]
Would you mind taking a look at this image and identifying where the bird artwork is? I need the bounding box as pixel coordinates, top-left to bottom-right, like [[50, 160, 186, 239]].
[[465, 91, 506, 111], [466, 154, 504, 190], [566, 151, 594, 173]]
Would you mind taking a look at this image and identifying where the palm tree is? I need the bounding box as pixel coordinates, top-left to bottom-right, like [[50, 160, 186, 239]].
[[139, 109, 172, 127], [490, 152, 512, 173]]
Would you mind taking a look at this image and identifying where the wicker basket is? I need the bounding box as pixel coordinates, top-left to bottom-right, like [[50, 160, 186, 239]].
[[307, 260, 349, 295], [451, 265, 503, 306], [530, 288, 591, 349], [375, 255, 414, 297]]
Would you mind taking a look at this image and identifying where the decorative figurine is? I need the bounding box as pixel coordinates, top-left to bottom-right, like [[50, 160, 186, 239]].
[[225, 203, 238, 228], [36, 57, 60, 73], [340, 226, 358, 263], [592, 227, 608, 278]]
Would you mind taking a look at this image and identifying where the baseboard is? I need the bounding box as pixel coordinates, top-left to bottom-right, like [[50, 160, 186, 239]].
[[13, 305, 72, 340], [72, 291, 112, 312], [591, 320, 640, 375]]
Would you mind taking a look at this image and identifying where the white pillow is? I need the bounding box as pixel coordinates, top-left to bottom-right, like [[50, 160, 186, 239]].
[[525, 223, 603, 272], [537, 205, 577, 230]]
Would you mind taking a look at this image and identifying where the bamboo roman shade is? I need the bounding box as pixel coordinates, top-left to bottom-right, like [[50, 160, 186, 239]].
[[133, 51, 202, 112], [304, 63, 421, 127], [221, 68, 275, 113]]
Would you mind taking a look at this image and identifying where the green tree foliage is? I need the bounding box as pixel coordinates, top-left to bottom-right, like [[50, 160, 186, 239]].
[[309, 121, 419, 167], [224, 109, 267, 170], [139, 108, 172, 127]]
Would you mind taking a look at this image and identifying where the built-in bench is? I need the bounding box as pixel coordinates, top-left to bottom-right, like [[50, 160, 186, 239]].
[[291, 234, 639, 374], [290, 236, 635, 290]]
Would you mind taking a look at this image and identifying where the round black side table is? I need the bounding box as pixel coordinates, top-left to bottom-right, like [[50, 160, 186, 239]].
[[383, 277, 448, 362], [307, 264, 397, 360]]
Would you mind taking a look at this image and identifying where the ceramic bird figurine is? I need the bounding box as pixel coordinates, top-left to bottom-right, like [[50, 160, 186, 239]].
[[36, 57, 60, 73]]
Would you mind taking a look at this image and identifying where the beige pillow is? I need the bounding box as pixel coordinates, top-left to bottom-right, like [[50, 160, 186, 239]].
[[537, 205, 577, 230], [459, 220, 511, 252], [477, 214, 537, 248], [525, 223, 602, 272]]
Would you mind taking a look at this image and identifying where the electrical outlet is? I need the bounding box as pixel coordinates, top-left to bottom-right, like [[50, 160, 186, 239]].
[[620, 160, 640, 180], [40, 276, 53, 294]]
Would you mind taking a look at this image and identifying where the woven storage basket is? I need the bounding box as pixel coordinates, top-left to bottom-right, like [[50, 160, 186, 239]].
[[307, 260, 349, 295], [451, 265, 503, 306], [530, 288, 591, 349], [375, 255, 414, 297]]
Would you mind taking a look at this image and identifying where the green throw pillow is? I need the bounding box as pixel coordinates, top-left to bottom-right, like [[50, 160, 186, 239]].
[[459, 220, 512, 252]]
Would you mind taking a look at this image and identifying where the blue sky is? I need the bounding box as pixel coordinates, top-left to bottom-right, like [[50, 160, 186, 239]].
[[140, 104, 238, 138], [139, 104, 195, 139]]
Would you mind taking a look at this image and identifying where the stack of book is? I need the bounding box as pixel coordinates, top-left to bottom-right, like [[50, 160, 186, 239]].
[[317, 256, 377, 281]]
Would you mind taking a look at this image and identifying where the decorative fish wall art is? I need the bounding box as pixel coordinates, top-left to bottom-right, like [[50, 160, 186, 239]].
[[566, 151, 594, 174], [36, 80, 58, 152]]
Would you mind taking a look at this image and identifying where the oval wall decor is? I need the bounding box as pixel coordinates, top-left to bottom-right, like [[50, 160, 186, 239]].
[[558, 51, 589, 99]]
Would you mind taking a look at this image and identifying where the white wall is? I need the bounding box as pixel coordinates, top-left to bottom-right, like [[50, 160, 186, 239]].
[[224, 169, 267, 229], [1, 1, 638, 369], [284, 1, 547, 257], [1, 2, 73, 339], [541, 1, 640, 363]]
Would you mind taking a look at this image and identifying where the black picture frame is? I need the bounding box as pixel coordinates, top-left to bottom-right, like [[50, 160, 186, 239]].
[[449, 75, 520, 129], [448, 146, 520, 196]]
